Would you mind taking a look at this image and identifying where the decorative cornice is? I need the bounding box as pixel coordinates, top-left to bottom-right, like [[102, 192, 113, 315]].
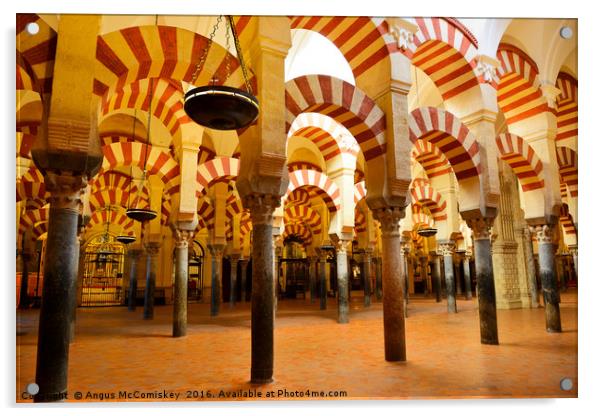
[[529, 224, 556, 244], [372, 207, 404, 238], [244, 193, 281, 225], [47, 117, 92, 153], [387, 18, 417, 51], [45, 170, 88, 212], [465, 217, 495, 240], [438, 242, 456, 256], [172, 228, 194, 249]]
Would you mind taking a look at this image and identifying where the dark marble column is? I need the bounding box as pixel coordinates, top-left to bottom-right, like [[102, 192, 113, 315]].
[[332, 238, 351, 323], [127, 248, 142, 311], [69, 223, 86, 344], [439, 242, 457, 313], [34, 171, 87, 402], [372, 207, 406, 362], [240, 257, 249, 302], [462, 252, 473, 300], [229, 253, 241, 307], [569, 245, 578, 280], [18, 250, 31, 309], [308, 255, 317, 303], [375, 256, 383, 301], [143, 242, 161, 320], [172, 229, 193, 337], [208, 244, 224, 317], [466, 217, 498, 345], [429, 253, 442, 302], [523, 228, 539, 307], [419, 255, 429, 296], [401, 242, 411, 317], [318, 249, 328, 310], [244, 193, 280, 384], [531, 224, 562, 333], [454, 256, 462, 296], [362, 249, 373, 307]]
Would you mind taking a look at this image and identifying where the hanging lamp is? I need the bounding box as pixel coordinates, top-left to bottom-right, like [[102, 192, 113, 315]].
[[116, 235, 136, 245], [95, 214, 119, 265], [184, 15, 259, 130], [126, 86, 158, 223], [417, 227, 438, 237]]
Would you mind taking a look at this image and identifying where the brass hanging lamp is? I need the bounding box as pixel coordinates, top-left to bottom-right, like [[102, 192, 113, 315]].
[[184, 15, 259, 130], [126, 98, 158, 223]]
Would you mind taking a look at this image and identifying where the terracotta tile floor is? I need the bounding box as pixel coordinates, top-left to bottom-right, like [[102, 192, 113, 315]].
[[16, 289, 578, 402]]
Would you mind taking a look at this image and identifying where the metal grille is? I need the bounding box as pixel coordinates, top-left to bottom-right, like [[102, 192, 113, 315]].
[[81, 235, 125, 307]]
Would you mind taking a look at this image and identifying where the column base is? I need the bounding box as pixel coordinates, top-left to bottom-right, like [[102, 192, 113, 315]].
[[337, 316, 349, 324], [545, 303, 562, 332], [250, 369, 274, 385]]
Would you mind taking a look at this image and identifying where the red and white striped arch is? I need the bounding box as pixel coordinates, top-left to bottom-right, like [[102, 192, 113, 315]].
[[284, 205, 322, 235], [354, 207, 367, 234], [91, 171, 131, 193], [410, 185, 447, 222], [94, 25, 254, 106], [289, 17, 391, 81], [411, 139, 452, 179], [555, 72, 578, 144], [354, 181, 367, 204], [17, 166, 47, 203], [409, 107, 480, 181], [101, 142, 180, 194], [225, 193, 245, 221], [288, 112, 359, 162], [87, 209, 135, 230], [17, 14, 57, 94], [288, 161, 323, 173], [285, 188, 311, 208], [496, 43, 550, 126], [286, 169, 341, 213], [89, 187, 149, 212], [285, 75, 386, 161], [404, 18, 481, 101], [556, 146, 577, 197], [196, 157, 239, 197], [411, 204, 435, 228], [283, 223, 313, 246], [18, 206, 49, 234], [197, 197, 215, 230], [32, 221, 48, 240], [495, 133, 545, 192], [101, 78, 190, 138]]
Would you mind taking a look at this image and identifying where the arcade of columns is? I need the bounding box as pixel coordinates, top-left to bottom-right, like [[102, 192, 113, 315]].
[[16, 15, 577, 401]]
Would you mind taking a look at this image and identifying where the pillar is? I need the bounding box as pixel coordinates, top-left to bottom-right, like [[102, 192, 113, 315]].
[[318, 249, 328, 310], [531, 224, 562, 332], [229, 253, 240, 307], [308, 256, 317, 303], [372, 207, 406, 362], [173, 229, 192, 337], [333, 239, 351, 323], [245, 193, 279, 384], [142, 242, 160, 320], [18, 251, 31, 309], [523, 228, 540, 307], [463, 252, 473, 300], [375, 256, 383, 301], [362, 249, 373, 307], [240, 257, 249, 302], [127, 248, 142, 311], [454, 256, 462, 296], [208, 244, 224, 317], [400, 244, 409, 317], [69, 223, 86, 344], [420, 255, 429, 296], [466, 217, 499, 345], [34, 171, 88, 402], [430, 253, 442, 302], [439, 242, 457, 313], [568, 245, 578, 280]]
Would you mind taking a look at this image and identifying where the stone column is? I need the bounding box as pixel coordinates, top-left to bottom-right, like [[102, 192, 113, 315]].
[[362, 249, 373, 307], [439, 242, 457, 313], [466, 217, 498, 345], [531, 224, 562, 333], [34, 171, 87, 402], [429, 253, 442, 302], [208, 244, 224, 316], [69, 221, 87, 343], [143, 242, 161, 320], [308, 256, 317, 303], [318, 249, 328, 310], [568, 245, 578, 280], [523, 228, 540, 307], [400, 244, 409, 317], [333, 238, 351, 323], [462, 251, 473, 300], [375, 256, 383, 301], [454, 256, 463, 296], [372, 207, 406, 362], [127, 248, 142, 311], [172, 229, 193, 337], [240, 257, 249, 302], [245, 193, 279, 384], [229, 253, 240, 307], [18, 251, 31, 309]]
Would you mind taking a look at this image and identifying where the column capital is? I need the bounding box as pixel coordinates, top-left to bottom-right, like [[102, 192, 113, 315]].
[[208, 244, 225, 258], [243, 193, 281, 225], [465, 217, 495, 240], [307, 256, 318, 263], [529, 224, 556, 244], [317, 248, 330, 261], [44, 170, 88, 212], [229, 252, 241, 262], [438, 241, 456, 256], [371, 206, 404, 238], [568, 245, 578, 256], [172, 228, 194, 249], [127, 247, 143, 259], [144, 241, 161, 256]]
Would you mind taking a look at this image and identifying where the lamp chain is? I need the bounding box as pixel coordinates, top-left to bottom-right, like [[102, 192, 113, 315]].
[[227, 15, 253, 93], [190, 15, 222, 85]]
